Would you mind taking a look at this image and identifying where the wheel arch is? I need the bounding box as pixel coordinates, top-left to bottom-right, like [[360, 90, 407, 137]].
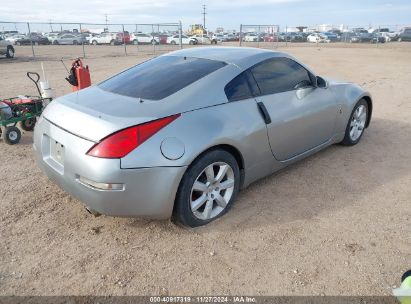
[[361, 95, 373, 128], [179, 144, 246, 193]]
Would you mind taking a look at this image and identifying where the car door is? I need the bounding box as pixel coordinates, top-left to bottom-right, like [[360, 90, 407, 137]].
[[250, 57, 338, 161]]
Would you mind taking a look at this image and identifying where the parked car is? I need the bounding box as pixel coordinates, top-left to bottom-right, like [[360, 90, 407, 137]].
[[340, 32, 359, 43], [15, 33, 50, 45], [243, 33, 258, 42], [34, 47, 372, 227], [158, 34, 170, 44], [280, 32, 304, 42], [398, 28, 411, 42], [371, 33, 386, 44], [90, 32, 121, 45], [322, 32, 339, 42], [263, 34, 279, 42], [167, 35, 197, 45], [83, 33, 99, 44], [44, 32, 61, 44], [0, 35, 15, 58], [307, 33, 329, 43], [190, 34, 218, 45], [130, 33, 159, 45], [352, 29, 373, 43], [5, 34, 26, 44], [117, 31, 131, 44], [53, 33, 88, 45]]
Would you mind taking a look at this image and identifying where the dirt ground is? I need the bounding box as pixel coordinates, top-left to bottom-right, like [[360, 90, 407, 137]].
[[0, 43, 410, 296]]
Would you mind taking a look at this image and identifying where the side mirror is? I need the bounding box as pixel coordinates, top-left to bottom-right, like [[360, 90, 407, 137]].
[[316, 76, 328, 89]]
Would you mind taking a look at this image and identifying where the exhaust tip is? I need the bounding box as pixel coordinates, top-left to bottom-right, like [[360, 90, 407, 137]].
[[85, 207, 101, 217]]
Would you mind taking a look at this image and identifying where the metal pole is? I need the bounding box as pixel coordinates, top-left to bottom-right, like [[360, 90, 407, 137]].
[[377, 25, 380, 47], [122, 24, 127, 56], [257, 25, 261, 48], [276, 26, 280, 48], [239, 24, 242, 46], [79, 23, 86, 58], [179, 21, 183, 49], [285, 25, 288, 47], [27, 22, 35, 57], [152, 24, 155, 54]]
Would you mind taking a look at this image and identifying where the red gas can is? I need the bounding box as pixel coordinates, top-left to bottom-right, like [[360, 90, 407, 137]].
[[67, 58, 91, 91]]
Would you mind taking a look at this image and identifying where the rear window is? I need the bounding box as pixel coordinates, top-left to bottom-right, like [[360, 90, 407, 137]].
[[99, 56, 226, 100]]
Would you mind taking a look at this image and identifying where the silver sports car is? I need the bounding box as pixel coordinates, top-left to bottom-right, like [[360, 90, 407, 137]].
[[33, 47, 372, 227]]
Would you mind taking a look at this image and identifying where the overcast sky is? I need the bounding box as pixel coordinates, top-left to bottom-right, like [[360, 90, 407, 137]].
[[0, 0, 410, 31]]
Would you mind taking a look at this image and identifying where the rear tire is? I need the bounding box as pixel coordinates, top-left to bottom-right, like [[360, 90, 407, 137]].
[[173, 150, 240, 227], [6, 46, 14, 58], [20, 118, 36, 131], [340, 99, 369, 146], [4, 126, 21, 145]]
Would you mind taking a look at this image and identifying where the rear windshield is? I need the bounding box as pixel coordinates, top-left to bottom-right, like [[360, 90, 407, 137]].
[[99, 56, 226, 100]]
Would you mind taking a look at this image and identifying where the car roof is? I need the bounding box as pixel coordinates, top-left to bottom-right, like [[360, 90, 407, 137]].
[[164, 47, 288, 69]]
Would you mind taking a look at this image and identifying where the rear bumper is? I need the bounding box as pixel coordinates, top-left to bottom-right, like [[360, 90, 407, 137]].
[[33, 117, 186, 219]]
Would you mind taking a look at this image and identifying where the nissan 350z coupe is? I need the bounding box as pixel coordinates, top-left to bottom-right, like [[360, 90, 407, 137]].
[[33, 47, 372, 227]]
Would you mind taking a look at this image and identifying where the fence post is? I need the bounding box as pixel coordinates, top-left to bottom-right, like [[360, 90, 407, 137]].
[[152, 24, 155, 54], [285, 25, 288, 47], [377, 26, 380, 47], [239, 24, 243, 46], [257, 25, 261, 48], [276, 26, 280, 48], [179, 21, 183, 49], [27, 22, 35, 57], [122, 24, 127, 56], [79, 23, 86, 58]]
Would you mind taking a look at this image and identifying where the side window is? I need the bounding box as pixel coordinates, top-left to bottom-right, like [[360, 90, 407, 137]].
[[225, 71, 257, 102], [250, 57, 313, 95]]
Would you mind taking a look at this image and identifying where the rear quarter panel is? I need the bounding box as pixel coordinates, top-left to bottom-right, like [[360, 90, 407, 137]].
[[121, 99, 276, 187]]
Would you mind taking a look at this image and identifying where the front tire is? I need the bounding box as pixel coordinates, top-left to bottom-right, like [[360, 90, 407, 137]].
[[173, 150, 240, 227], [6, 46, 14, 58], [340, 99, 369, 146]]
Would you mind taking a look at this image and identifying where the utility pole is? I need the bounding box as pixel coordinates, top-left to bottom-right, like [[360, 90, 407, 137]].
[[104, 14, 108, 31], [202, 4, 207, 30]]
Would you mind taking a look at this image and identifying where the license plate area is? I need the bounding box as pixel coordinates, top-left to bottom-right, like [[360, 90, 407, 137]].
[[51, 140, 65, 166], [42, 134, 65, 175]]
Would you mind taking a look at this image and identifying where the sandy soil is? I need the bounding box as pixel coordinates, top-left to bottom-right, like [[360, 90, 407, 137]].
[[0, 43, 411, 296]]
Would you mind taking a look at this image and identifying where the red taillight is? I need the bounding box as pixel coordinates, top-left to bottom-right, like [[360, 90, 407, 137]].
[[87, 114, 180, 158]]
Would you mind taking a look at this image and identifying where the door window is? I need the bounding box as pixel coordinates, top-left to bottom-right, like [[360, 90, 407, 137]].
[[250, 57, 313, 95]]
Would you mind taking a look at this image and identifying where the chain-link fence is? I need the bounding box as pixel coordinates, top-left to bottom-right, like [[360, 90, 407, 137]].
[[239, 24, 280, 48], [0, 21, 183, 60], [235, 24, 410, 48]]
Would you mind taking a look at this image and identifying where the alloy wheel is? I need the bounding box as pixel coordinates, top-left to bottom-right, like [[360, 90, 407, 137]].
[[349, 105, 367, 141], [190, 162, 235, 221]]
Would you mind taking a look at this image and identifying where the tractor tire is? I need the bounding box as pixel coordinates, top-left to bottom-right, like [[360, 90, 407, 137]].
[[4, 126, 21, 145], [20, 118, 36, 131]]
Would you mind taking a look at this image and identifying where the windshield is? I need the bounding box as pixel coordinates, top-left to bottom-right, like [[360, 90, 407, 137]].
[[99, 56, 227, 100]]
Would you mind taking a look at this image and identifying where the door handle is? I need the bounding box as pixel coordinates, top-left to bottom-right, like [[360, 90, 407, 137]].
[[257, 102, 272, 124]]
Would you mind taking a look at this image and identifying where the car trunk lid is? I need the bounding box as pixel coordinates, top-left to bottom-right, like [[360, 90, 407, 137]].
[[42, 86, 162, 142]]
